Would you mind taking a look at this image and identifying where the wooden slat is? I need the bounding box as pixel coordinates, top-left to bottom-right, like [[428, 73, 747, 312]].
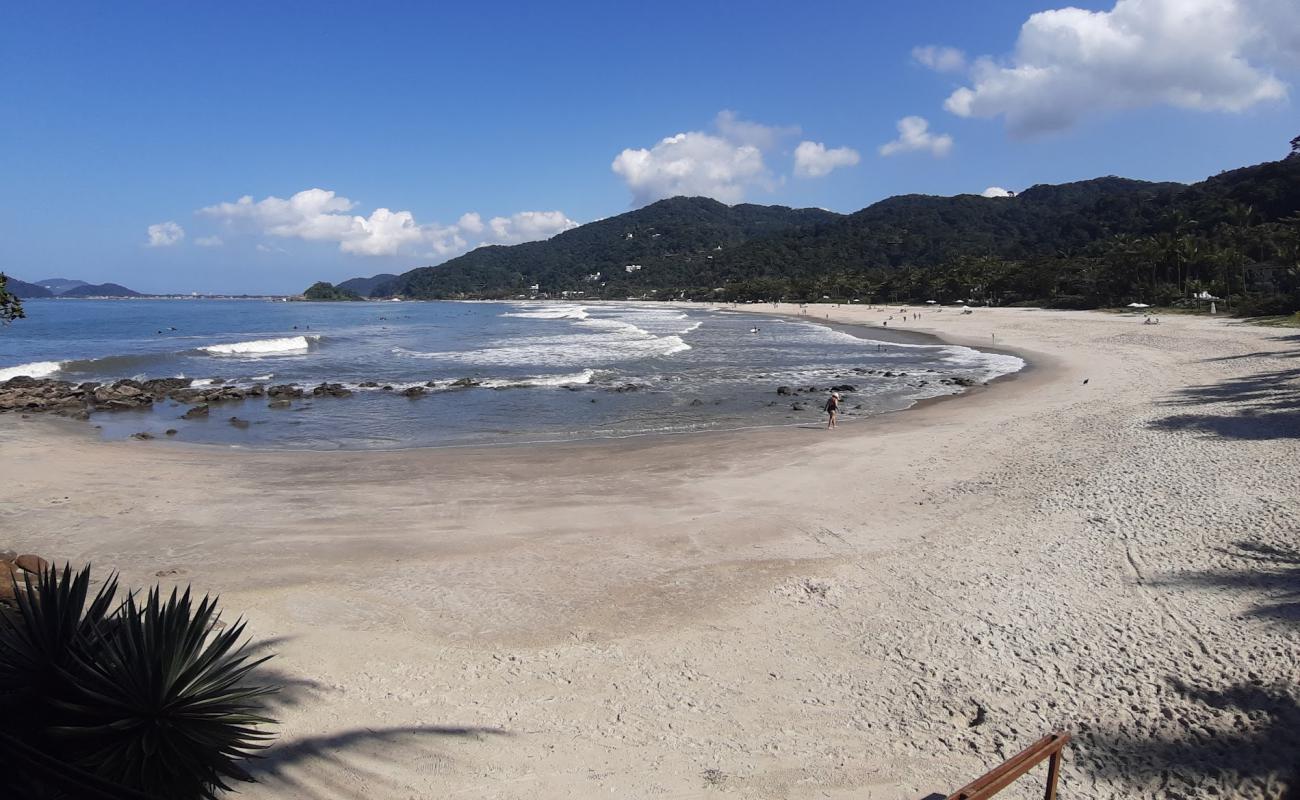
[[945, 732, 1070, 800]]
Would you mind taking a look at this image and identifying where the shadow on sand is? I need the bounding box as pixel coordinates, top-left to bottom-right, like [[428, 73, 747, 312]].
[[1149, 357, 1300, 440], [1081, 540, 1300, 797], [239, 639, 511, 799], [1086, 678, 1300, 799]]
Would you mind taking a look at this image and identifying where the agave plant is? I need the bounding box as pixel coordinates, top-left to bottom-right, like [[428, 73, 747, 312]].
[[0, 565, 278, 800], [0, 564, 119, 707]]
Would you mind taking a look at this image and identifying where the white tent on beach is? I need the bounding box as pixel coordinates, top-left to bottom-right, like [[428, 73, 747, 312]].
[[1126, 302, 1151, 308]]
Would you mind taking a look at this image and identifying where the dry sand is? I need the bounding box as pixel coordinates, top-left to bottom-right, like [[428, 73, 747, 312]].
[[2, 305, 1298, 799]]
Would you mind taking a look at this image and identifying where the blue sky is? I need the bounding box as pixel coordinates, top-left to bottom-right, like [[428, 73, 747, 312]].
[[1, 0, 1296, 294]]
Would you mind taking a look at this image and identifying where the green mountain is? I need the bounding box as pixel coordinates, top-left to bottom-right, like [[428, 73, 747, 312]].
[[367, 197, 838, 298], [317, 152, 1300, 313], [338, 273, 399, 296], [36, 278, 90, 295]]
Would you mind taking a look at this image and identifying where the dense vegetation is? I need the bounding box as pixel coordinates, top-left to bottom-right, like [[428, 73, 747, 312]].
[[0, 274, 25, 322], [329, 146, 1300, 315], [1, 564, 276, 798], [301, 281, 363, 301]]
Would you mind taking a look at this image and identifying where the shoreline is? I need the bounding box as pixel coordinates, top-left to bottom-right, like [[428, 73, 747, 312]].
[[1, 307, 1297, 798], [4, 303, 1035, 455]]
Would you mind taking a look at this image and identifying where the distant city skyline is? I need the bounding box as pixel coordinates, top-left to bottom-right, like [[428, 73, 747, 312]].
[[2, 0, 1297, 294]]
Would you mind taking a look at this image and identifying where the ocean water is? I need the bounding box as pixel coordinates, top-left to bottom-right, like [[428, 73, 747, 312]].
[[0, 299, 1023, 449]]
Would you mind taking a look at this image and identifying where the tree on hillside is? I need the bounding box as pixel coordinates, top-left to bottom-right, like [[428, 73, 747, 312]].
[[0, 273, 25, 323], [1290, 135, 1300, 159]]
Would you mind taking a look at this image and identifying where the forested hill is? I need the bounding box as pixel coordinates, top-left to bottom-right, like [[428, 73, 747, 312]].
[[324, 152, 1300, 314], [365, 197, 838, 299]]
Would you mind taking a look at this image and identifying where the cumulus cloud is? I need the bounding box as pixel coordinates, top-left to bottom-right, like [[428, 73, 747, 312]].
[[199, 188, 575, 259], [793, 141, 861, 178], [612, 132, 768, 205], [879, 116, 954, 157], [146, 221, 185, 247], [611, 110, 806, 205], [912, 45, 967, 73], [981, 186, 1013, 198], [194, 235, 223, 247], [487, 211, 579, 245], [944, 0, 1295, 135]]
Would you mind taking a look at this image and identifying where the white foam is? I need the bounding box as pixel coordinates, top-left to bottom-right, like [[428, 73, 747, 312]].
[[189, 378, 215, 387], [679, 321, 702, 334], [249, 374, 273, 381], [0, 360, 63, 381], [201, 335, 319, 356], [659, 336, 691, 356], [501, 304, 589, 321], [479, 369, 596, 388]]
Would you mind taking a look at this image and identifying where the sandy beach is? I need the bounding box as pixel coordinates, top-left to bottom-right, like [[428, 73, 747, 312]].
[[2, 305, 1297, 799]]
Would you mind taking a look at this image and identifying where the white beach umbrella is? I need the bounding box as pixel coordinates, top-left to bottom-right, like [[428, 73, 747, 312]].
[[1126, 302, 1150, 308]]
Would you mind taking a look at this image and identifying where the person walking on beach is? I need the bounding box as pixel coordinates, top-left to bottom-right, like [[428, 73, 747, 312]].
[[825, 392, 840, 429]]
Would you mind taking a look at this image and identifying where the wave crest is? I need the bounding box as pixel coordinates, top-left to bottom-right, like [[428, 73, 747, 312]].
[[0, 360, 64, 381], [201, 335, 320, 356]]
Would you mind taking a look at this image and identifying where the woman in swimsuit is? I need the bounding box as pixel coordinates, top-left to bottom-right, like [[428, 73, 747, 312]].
[[825, 392, 840, 429]]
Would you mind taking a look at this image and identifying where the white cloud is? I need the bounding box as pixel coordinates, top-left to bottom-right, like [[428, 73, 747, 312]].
[[456, 212, 485, 235], [944, 0, 1295, 135], [611, 110, 808, 205], [879, 116, 954, 157], [912, 45, 967, 73], [195, 235, 223, 247], [713, 109, 800, 151], [146, 221, 185, 247], [981, 186, 1013, 198], [487, 211, 579, 245], [198, 188, 574, 259], [793, 141, 861, 178], [612, 132, 769, 205]]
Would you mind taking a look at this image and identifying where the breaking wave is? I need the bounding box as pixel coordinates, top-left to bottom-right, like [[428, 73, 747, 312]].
[[0, 360, 64, 381], [200, 335, 320, 356]]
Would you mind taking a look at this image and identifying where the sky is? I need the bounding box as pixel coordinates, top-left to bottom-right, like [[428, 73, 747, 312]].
[[1, 0, 1297, 295]]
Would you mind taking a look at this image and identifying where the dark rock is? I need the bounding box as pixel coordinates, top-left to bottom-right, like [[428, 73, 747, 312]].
[[689, 398, 704, 406], [246, 384, 265, 397], [131, 431, 154, 440], [311, 382, 352, 398], [182, 404, 210, 419], [831, 384, 857, 392], [611, 383, 641, 393], [267, 384, 303, 398], [141, 378, 190, 394], [360, 381, 379, 388], [267, 399, 292, 409], [165, 428, 178, 436], [776, 386, 793, 395], [791, 402, 807, 411], [401, 386, 426, 398], [449, 377, 481, 388], [952, 377, 977, 387], [381, 385, 394, 391], [228, 417, 250, 429]]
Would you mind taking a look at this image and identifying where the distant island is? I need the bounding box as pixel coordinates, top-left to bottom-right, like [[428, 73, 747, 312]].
[[312, 146, 1300, 315], [5, 277, 143, 299]]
